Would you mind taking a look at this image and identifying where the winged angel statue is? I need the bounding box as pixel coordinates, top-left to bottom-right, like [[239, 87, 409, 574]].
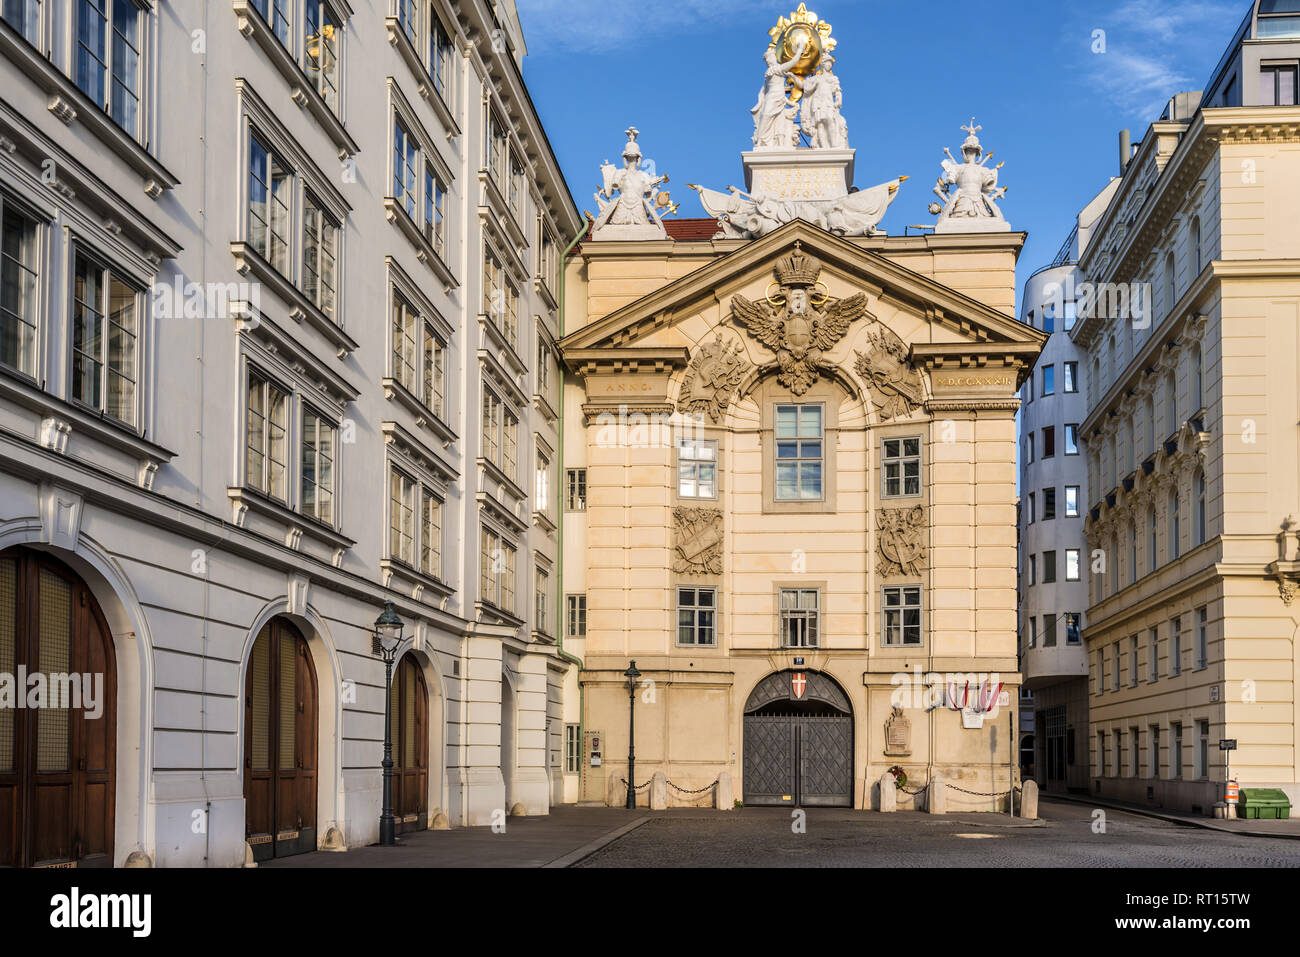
[[731, 248, 868, 396]]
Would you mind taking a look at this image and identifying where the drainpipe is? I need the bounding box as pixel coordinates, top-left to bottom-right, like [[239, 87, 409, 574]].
[[555, 215, 591, 798]]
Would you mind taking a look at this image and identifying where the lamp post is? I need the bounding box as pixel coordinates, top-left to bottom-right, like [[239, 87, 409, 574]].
[[624, 660, 640, 810], [372, 600, 405, 846]]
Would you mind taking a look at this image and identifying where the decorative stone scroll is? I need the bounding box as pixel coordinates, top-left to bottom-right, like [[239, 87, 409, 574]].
[[854, 323, 924, 421], [672, 507, 724, 576], [678, 334, 750, 423], [877, 506, 926, 578]]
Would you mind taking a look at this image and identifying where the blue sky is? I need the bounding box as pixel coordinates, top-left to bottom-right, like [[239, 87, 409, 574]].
[[515, 0, 1251, 301]]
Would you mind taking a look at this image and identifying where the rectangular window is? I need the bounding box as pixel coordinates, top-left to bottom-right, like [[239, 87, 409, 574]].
[[300, 407, 335, 525], [1064, 299, 1077, 330], [76, 0, 143, 136], [482, 248, 518, 346], [480, 526, 516, 613], [779, 588, 819, 648], [1063, 361, 1078, 394], [1043, 487, 1056, 520], [249, 134, 293, 275], [1149, 725, 1160, 777], [1064, 424, 1079, 455], [1098, 731, 1107, 776], [416, 488, 440, 578], [303, 0, 340, 113], [1065, 613, 1081, 645], [564, 723, 579, 774], [1130, 637, 1139, 686], [566, 468, 586, 511], [535, 451, 550, 514], [535, 567, 549, 635], [391, 293, 417, 393], [882, 436, 921, 498], [430, 10, 455, 103], [486, 111, 508, 189], [1028, 553, 1036, 585], [424, 167, 447, 257], [566, 594, 587, 638], [72, 252, 138, 425], [1041, 304, 1055, 334], [1114, 731, 1124, 778], [1027, 617, 1037, 648], [1130, 726, 1140, 777], [422, 322, 444, 418], [1041, 364, 1055, 396], [1172, 723, 1183, 779], [1260, 63, 1298, 105], [1113, 643, 1121, 690], [678, 438, 718, 499], [246, 370, 289, 501], [1026, 492, 1035, 525], [1065, 486, 1080, 517], [1149, 626, 1159, 682], [389, 468, 416, 566], [302, 192, 338, 321], [677, 587, 717, 647], [1043, 612, 1057, 648], [774, 404, 824, 501], [1024, 433, 1034, 464], [393, 119, 419, 220], [1042, 425, 1055, 458], [1042, 550, 1057, 583], [508, 155, 525, 222], [1065, 548, 1080, 581], [882, 585, 922, 646], [395, 0, 416, 43], [0, 203, 40, 376], [1196, 606, 1208, 670], [1170, 617, 1182, 677], [2, 0, 41, 45]]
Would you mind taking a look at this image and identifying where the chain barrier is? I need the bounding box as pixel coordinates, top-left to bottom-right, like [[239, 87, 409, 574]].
[[899, 783, 928, 795], [617, 777, 652, 791], [945, 783, 1018, 798], [666, 778, 718, 795]]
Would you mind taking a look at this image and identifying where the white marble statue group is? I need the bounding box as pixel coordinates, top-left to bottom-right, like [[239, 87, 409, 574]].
[[590, 127, 679, 241], [929, 120, 1009, 233], [751, 38, 849, 150]]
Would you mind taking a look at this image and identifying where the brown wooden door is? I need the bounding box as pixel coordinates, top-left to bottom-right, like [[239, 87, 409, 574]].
[[0, 547, 116, 868], [390, 653, 428, 832], [244, 619, 317, 862]]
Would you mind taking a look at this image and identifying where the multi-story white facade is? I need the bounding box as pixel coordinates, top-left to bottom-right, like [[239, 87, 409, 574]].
[[1018, 180, 1118, 793], [1074, 0, 1300, 813], [0, 0, 581, 867]]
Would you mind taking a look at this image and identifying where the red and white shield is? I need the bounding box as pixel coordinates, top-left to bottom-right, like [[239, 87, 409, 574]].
[[792, 672, 807, 699]]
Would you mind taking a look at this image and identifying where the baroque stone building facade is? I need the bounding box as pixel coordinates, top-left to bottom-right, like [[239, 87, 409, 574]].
[[1074, 1, 1300, 812], [0, 0, 581, 866]]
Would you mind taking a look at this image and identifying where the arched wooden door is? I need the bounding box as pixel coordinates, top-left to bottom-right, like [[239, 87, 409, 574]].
[[244, 619, 317, 862], [390, 653, 428, 832], [0, 547, 117, 868]]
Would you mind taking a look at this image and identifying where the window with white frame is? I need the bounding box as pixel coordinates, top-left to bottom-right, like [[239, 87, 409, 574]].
[[1195, 470, 1206, 545], [883, 585, 922, 646], [1065, 485, 1079, 517], [678, 438, 718, 499], [535, 565, 550, 635], [1196, 719, 1209, 779], [1098, 731, 1107, 775], [1170, 616, 1182, 676], [1148, 725, 1160, 777], [1149, 626, 1159, 681], [1065, 548, 1080, 581], [246, 369, 289, 501], [390, 290, 446, 419], [482, 246, 518, 346], [1, 0, 41, 45], [302, 191, 339, 320], [303, 0, 341, 113], [485, 109, 508, 189], [566, 469, 586, 511], [391, 291, 418, 393], [1112, 642, 1121, 690], [423, 165, 447, 257], [72, 250, 139, 426], [535, 450, 550, 514], [780, 588, 819, 647], [1171, 722, 1183, 779], [393, 117, 420, 220], [564, 723, 579, 773], [429, 8, 455, 103], [480, 525, 517, 613], [775, 404, 824, 501], [388, 466, 443, 578], [394, 0, 417, 43], [481, 388, 517, 479], [1169, 490, 1181, 561], [76, 0, 144, 137], [0, 199, 40, 377], [882, 436, 921, 498], [1130, 726, 1140, 776], [300, 405, 336, 525], [1196, 606, 1208, 670], [1129, 636, 1139, 685], [508, 154, 526, 222], [249, 133, 294, 275], [422, 320, 445, 417], [677, 587, 717, 647], [566, 593, 586, 637], [1066, 613, 1082, 645]]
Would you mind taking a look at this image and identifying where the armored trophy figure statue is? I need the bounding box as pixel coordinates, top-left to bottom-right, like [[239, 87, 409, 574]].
[[592, 128, 674, 240], [930, 119, 1009, 233]]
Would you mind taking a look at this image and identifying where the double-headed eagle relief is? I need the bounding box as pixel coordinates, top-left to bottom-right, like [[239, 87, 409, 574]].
[[731, 248, 868, 396]]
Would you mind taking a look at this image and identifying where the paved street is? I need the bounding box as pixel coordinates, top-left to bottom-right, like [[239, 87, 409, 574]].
[[261, 800, 1300, 868], [575, 801, 1300, 868]]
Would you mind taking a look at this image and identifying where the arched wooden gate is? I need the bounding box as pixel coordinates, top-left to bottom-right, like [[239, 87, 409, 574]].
[[390, 652, 428, 832], [742, 670, 853, 807]]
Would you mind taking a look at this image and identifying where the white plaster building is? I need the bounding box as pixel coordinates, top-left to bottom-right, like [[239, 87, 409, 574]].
[[0, 0, 582, 867]]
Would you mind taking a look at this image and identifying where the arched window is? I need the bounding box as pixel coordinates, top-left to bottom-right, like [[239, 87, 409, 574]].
[[1169, 489, 1181, 561], [1195, 470, 1207, 545], [1148, 507, 1158, 571]]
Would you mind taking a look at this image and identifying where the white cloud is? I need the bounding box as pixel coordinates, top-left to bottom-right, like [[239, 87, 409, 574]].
[[1079, 0, 1245, 116], [515, 0, 757, 52]]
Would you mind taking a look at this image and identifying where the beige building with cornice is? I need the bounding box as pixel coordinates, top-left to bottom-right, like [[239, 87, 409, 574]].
[[559, 216, 1044, 811], [1073, 1, 1300, 813]]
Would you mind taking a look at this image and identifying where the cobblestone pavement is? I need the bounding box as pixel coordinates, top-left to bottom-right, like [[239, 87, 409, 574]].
[[575, 802, 1300, 868]]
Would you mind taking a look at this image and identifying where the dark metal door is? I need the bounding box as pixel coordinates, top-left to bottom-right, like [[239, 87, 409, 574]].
[[742, 714, 794, 805], [798, 715, 853, 806]]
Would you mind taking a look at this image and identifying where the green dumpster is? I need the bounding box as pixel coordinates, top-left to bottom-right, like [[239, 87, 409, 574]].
[[1239, 788, 1292, 820]]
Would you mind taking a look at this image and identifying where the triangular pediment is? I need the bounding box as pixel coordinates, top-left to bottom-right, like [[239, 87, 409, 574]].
[[560, 220, 1045, 360]]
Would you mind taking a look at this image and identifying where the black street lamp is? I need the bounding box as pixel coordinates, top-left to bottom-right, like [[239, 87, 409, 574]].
[[372, 600, 405, 846], [624, 660, 640, 810]]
